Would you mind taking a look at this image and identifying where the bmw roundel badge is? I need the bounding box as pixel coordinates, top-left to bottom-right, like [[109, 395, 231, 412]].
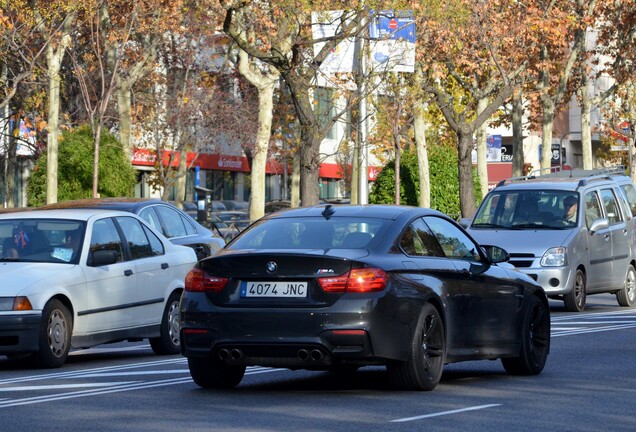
[[266, 261, 278, 273]]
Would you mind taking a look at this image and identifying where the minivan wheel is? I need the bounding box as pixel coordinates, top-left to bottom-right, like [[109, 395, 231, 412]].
[[564, 269, 586, 312], [616, 265, 636, 307]]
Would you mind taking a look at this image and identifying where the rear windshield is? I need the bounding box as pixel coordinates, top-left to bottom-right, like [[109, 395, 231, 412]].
[[228, 217, 389, 250], [473, 190, 579, 229]]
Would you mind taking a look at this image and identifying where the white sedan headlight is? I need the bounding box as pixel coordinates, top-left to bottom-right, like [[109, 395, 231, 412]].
[[0, 297, 15, 311], [0, 297, 33, 311], [541, 247, 567, 267]]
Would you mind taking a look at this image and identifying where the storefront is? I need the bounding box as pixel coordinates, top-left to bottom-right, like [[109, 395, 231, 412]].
[[130, 148, 285, 203]]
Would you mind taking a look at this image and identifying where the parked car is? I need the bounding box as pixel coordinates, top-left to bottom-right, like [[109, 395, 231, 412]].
[[210, 210, 251, 232], [180, 204, 549, 391], [38, 198, 225, 260], [221, 200, 249, 211], [0, 209, 197, 367], [204, 214, 241, 242], [463, 167, 636, 312], [265, 200, 291, 214]]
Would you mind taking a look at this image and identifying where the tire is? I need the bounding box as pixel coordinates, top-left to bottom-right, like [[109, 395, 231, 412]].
[[150, 291, 181, 355], [386, 303, 445, 391], [564, 269, 586, 312], [33, 299, 72, 368], [502, 295, 550, 375], [616, 265, 636, 307], [188, 356, 246, 389]]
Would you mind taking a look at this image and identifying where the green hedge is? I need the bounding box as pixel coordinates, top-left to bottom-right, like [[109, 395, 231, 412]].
[[369, 144, 482, 218], [27, 126, 137, 206]]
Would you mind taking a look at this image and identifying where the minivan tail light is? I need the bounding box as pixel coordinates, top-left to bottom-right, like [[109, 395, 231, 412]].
[[318, 268, 388, 293], [185, 268, 228, 293]]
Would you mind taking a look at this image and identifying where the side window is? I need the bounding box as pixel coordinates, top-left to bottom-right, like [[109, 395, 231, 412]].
[[155, 205, 187, 238], [620, 183, 636, 217], [115, 216, 153, 260], [584, 191, 602, 229], [90, 218, 124, 263], [399, 219, 444, 257], [138, 207, 162, 232], [142, 225, 165, 256], [600, 188, 623, 225], [181, 215, 198, 236], [616, 188, 632, 221], [423, 216, 482, 261]]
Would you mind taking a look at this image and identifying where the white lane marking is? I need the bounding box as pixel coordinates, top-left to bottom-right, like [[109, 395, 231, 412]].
[[68, 370, 190, 378], [0, 382, 136, 392], [552, 309, 636, 321], [552, 323, 636, 337], [0, 377, 192, 408], [0, 367, 284, 408], [0, 357, 187, 385], [390, 404, 502, 422], [70, 345, 152, 356]]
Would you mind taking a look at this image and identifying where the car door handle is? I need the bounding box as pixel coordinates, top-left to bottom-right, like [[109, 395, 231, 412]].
[[124, 269, 133, 276], [161, 263, 169, 270]]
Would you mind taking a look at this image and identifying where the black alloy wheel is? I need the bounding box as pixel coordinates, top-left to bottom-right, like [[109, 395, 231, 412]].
[[502, 295, 550, 375], [387, 303, 446, 391]]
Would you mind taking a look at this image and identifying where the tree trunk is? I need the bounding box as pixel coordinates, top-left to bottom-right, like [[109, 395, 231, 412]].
[[350, 136, 359, 205], [45, 43, 65, 204], [457, 127, 477, 218], [117, 81, 133, 160], [249, 83, 275, 221], [236, 46, 278, 221], [540, 100, 556, 171], [92, 127, 102, 198], [413, 103, 430, 208], [291, 150, 300, 207], [5, 113, 18, 207], [511, 92, 526, 177], [578, 80, 593, 170], [394, 142, 400, 205], [475, 97, 488, 197], [176, 146, 187, 205], [299, 131, 321, 206]]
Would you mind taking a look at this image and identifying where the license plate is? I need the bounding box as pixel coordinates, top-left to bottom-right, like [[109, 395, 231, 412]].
[[241, 281, 308, 298]]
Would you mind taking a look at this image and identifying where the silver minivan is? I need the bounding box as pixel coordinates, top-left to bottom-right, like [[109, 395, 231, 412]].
[[464, 167, 636, 312]]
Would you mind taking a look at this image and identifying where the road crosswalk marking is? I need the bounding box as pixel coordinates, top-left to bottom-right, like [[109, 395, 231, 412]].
[[551, 309, 636, 337]]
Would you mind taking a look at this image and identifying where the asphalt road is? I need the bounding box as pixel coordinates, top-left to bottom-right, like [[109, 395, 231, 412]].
[[2, 294, 635, 432]]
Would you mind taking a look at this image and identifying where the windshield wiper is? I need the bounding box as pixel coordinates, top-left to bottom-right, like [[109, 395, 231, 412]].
[[470, 223, 508, 229], [510, 223, 556, 229]]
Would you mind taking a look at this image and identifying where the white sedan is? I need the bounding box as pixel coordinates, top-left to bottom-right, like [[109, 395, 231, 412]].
[[0, 209, 197, 368]]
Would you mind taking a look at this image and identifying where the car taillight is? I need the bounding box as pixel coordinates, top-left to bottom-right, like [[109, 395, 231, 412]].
[[185, 268, 228, 293], [318, 268, 388, 293]]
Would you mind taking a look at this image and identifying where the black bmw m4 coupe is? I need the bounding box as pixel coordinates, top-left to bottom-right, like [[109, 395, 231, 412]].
[[180, 204, 550, 391]]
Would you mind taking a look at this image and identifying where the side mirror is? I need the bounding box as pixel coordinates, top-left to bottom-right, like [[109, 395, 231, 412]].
[[481, 245, 510, 264], [589, 217, 609, 233], [88, 249, 118, 267], [458, 217, 472, 229]]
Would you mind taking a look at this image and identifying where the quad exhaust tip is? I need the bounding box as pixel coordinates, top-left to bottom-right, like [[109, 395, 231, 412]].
[[297, 348, 324, 361], [218, 348, 244, 361]]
